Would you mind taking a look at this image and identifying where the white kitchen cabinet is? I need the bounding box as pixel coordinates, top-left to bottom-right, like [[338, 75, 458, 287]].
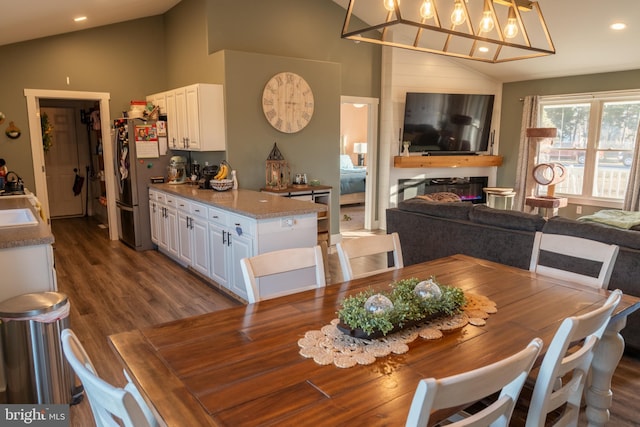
[[164, 90, 180, 150], [207, 207, 254, 300], [152, 190, 179, 260], [177, 198, 210, 276], [146, 91, 167, 115], [149, 190, 161, 245], [207, 207, 229, 286], [150, 83, 225, 151]]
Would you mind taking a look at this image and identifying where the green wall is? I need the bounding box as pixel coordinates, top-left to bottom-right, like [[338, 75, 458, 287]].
[[0, 0, 380, 237], [223, 51, 341, 200], [205, 0, 381, 98], [0, 18, 166, 190], [499, 69, 640, 189]]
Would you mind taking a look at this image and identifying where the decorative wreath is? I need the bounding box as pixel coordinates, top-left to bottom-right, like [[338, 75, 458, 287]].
[[41, 113, 54, 152]]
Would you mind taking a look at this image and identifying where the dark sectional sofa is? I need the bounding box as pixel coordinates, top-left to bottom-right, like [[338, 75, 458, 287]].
[[386, 198, 640, 355]]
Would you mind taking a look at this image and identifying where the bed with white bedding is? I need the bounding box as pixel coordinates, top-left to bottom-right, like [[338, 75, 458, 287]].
[[339, 155, 366, 205]]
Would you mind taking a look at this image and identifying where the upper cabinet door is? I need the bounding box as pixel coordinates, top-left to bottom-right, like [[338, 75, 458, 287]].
[[147, 84, 226, 152]]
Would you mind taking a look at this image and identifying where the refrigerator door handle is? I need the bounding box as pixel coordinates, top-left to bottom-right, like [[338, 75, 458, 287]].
[[116, 201, 134, 212]]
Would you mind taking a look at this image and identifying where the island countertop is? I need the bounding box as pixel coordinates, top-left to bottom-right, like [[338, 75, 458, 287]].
[[150, 184, 326, 219], [0, 196, 54, 249]]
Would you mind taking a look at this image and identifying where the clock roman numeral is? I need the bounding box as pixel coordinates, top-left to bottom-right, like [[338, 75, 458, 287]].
[[263, 98, 273, 106], [265, 109, 277, 121], [275, 118, 283, 129]]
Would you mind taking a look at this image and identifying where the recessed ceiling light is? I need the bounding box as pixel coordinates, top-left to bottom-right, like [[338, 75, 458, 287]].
[[479, 47, 489, 53], [74, 16, 87, 22], [610, 22, 626, 30]]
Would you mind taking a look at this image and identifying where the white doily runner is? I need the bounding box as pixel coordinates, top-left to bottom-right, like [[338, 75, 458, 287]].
[[298, 293, 496, 368]]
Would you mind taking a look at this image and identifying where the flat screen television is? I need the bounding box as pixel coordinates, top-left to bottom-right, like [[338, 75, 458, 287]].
[[402, 92, 495, 155]]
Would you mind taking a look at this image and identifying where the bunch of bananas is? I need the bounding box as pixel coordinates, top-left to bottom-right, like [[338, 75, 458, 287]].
[[213, 161, 231, 180]]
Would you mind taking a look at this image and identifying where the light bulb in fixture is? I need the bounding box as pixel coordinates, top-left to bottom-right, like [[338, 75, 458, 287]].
[[451, 1, 466, 26], [383, 0, 397, 12], [419, 0, 435, 20], [503, 8, 519, 39], [479, 10, 494, 33], [610, 22, 626, 30]]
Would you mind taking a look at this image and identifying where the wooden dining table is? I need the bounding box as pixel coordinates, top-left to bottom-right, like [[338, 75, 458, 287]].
[[109, 254, 640, 427]]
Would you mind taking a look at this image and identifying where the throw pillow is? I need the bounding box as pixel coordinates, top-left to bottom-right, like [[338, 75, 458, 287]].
[[417, 192, 462, 203]]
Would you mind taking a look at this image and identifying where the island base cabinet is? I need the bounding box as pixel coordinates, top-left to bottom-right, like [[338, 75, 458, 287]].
[[207, 211, 254, 301], [250, 215, 319, 301], [0, 244, 57, 303], [150, 188, 320, 302]]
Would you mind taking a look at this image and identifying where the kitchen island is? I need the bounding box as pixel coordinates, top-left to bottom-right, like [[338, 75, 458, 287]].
[[149, 184, 327, 302], [0, 195, 56, 302]]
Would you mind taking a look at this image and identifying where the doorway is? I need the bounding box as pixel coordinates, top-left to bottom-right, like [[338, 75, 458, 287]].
[[339, 96, 379, 234], [25, 89, 117, 240], [40, 102, 96, 218]]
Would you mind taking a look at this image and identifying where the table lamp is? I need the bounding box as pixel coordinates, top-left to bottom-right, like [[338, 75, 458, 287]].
[[354, 142, 367, 166]]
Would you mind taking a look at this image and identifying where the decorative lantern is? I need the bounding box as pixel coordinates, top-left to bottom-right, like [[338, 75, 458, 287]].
[[265, 142, 290, 190]]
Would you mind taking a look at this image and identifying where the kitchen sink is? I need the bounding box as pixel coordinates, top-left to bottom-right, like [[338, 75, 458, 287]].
[[0, 208, 38, 228]]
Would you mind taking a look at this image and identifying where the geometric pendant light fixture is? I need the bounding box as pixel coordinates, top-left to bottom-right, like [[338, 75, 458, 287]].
[[341, 0, 555, 63]]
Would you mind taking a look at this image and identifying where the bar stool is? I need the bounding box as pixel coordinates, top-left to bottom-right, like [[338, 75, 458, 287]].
[[483, 187, 516, 210]]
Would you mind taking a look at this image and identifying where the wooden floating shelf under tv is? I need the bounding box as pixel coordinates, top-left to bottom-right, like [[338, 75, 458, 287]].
[[394, 155, 503, 168]]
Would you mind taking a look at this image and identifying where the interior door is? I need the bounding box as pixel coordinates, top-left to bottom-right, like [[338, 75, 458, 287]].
[[43, 107, 84, 218]]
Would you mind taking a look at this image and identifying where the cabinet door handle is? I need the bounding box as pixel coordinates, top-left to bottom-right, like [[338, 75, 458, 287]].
[[190, 217, 194, 230], [227, 232, 232, 246], [222, 230, 227, 245]]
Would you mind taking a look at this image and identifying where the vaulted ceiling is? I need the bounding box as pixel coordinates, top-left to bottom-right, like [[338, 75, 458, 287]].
[[2, 0, 639, 83]]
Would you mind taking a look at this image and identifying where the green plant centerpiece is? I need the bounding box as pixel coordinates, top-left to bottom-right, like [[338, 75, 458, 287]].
[[337, 277, 465, 339]]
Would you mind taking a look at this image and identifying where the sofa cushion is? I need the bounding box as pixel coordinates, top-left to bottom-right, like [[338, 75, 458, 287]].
[[398, 197, 473, 220], [543, 216, 640, 251], [469, 205, 546, 232]]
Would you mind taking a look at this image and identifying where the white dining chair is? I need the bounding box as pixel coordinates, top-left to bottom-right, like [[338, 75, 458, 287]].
[[529, 231, 619, 289], [61, 329, 158, 427], [406, 338, 543, 427], [524, 289, 622, 427], [336, 232, 404, 281], [240, 245, 326, 303]]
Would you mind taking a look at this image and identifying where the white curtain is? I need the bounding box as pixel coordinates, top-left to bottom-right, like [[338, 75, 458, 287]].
[[623, 120, 640, 211], [513, 96, 539, 211]]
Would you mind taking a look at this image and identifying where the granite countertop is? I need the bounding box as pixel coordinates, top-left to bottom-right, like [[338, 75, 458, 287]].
[[0, 197, 54, 249], [151, 184, 327, 219]]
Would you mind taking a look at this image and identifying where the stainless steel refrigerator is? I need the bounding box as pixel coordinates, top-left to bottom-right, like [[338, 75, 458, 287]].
[[114, 118, 169, 250]]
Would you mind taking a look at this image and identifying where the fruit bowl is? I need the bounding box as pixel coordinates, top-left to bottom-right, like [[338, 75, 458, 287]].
[[210, 179, 234, 191]]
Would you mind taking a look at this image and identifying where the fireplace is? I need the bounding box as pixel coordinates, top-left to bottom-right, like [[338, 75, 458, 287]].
[[398, 176, 488, 204]]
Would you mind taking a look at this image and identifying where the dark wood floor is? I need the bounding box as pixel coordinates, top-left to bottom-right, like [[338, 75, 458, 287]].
[[50, 217, 639, 427]]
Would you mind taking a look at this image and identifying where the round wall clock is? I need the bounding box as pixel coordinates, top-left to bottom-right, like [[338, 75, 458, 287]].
[[262, 72, 314, 133]]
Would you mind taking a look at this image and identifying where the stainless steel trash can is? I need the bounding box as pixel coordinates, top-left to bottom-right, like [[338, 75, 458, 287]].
[[0, 292, 74, 404]]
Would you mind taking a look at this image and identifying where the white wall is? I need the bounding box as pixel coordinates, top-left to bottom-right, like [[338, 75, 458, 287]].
[[378, 47, 503, 228]]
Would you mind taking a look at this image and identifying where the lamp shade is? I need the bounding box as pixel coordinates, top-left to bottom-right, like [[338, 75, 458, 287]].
[[354, 142, 367, 154], [526, 128, 557, 138]]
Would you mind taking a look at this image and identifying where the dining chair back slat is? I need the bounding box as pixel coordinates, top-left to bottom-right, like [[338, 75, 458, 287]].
[[61, 329, 157, 427], [525, 289, 622, 427], [337, 232, 403, 280], [529, 232, 619, 289], [406, 338, 544, 427], [240, 245, 326, 303]]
